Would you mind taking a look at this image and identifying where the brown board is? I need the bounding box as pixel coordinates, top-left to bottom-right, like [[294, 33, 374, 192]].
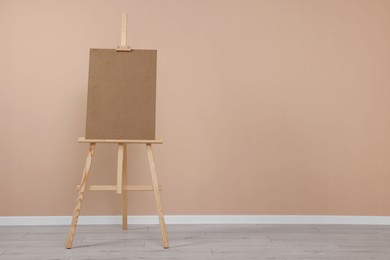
[[85, 49, 156, 140]]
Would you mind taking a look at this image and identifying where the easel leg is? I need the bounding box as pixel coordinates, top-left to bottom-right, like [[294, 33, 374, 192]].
[[146, 144, 169, 249], [66, 143, 96, 249], [122, 144, 128, 230]]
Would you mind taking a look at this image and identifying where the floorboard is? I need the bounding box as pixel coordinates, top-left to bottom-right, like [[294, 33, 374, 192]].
[[0, 224, 390, 259]]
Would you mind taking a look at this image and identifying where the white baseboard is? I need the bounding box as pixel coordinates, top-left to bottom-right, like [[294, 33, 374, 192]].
[[1, 215, 390, 226]]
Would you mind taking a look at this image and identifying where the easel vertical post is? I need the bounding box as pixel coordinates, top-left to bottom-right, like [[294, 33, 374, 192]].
[[117, 144, 125, 194], [121, 13, 127, 47], [116, 12, 132, 51]]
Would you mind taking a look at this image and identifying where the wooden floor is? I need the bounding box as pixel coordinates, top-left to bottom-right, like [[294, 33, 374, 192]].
[[1, 224, 390, 259]]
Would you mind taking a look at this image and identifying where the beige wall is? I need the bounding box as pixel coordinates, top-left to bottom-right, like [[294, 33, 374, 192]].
[[1, 0, 390, 216]]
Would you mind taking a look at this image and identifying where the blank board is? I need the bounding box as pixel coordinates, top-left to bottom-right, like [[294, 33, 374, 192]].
[[85, 49, 157, 140]]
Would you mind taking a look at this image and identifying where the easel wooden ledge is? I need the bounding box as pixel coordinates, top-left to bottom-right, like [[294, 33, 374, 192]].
[[65, 13, 168, 249]]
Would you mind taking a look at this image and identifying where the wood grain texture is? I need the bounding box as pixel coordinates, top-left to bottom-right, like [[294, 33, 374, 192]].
[[65, 143, 96, 249], [146, 144, 169, 249], [2, 224, 390, 259]]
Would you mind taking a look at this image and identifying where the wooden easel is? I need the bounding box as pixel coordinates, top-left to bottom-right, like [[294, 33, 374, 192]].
[[65, 13, 169, 249]]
